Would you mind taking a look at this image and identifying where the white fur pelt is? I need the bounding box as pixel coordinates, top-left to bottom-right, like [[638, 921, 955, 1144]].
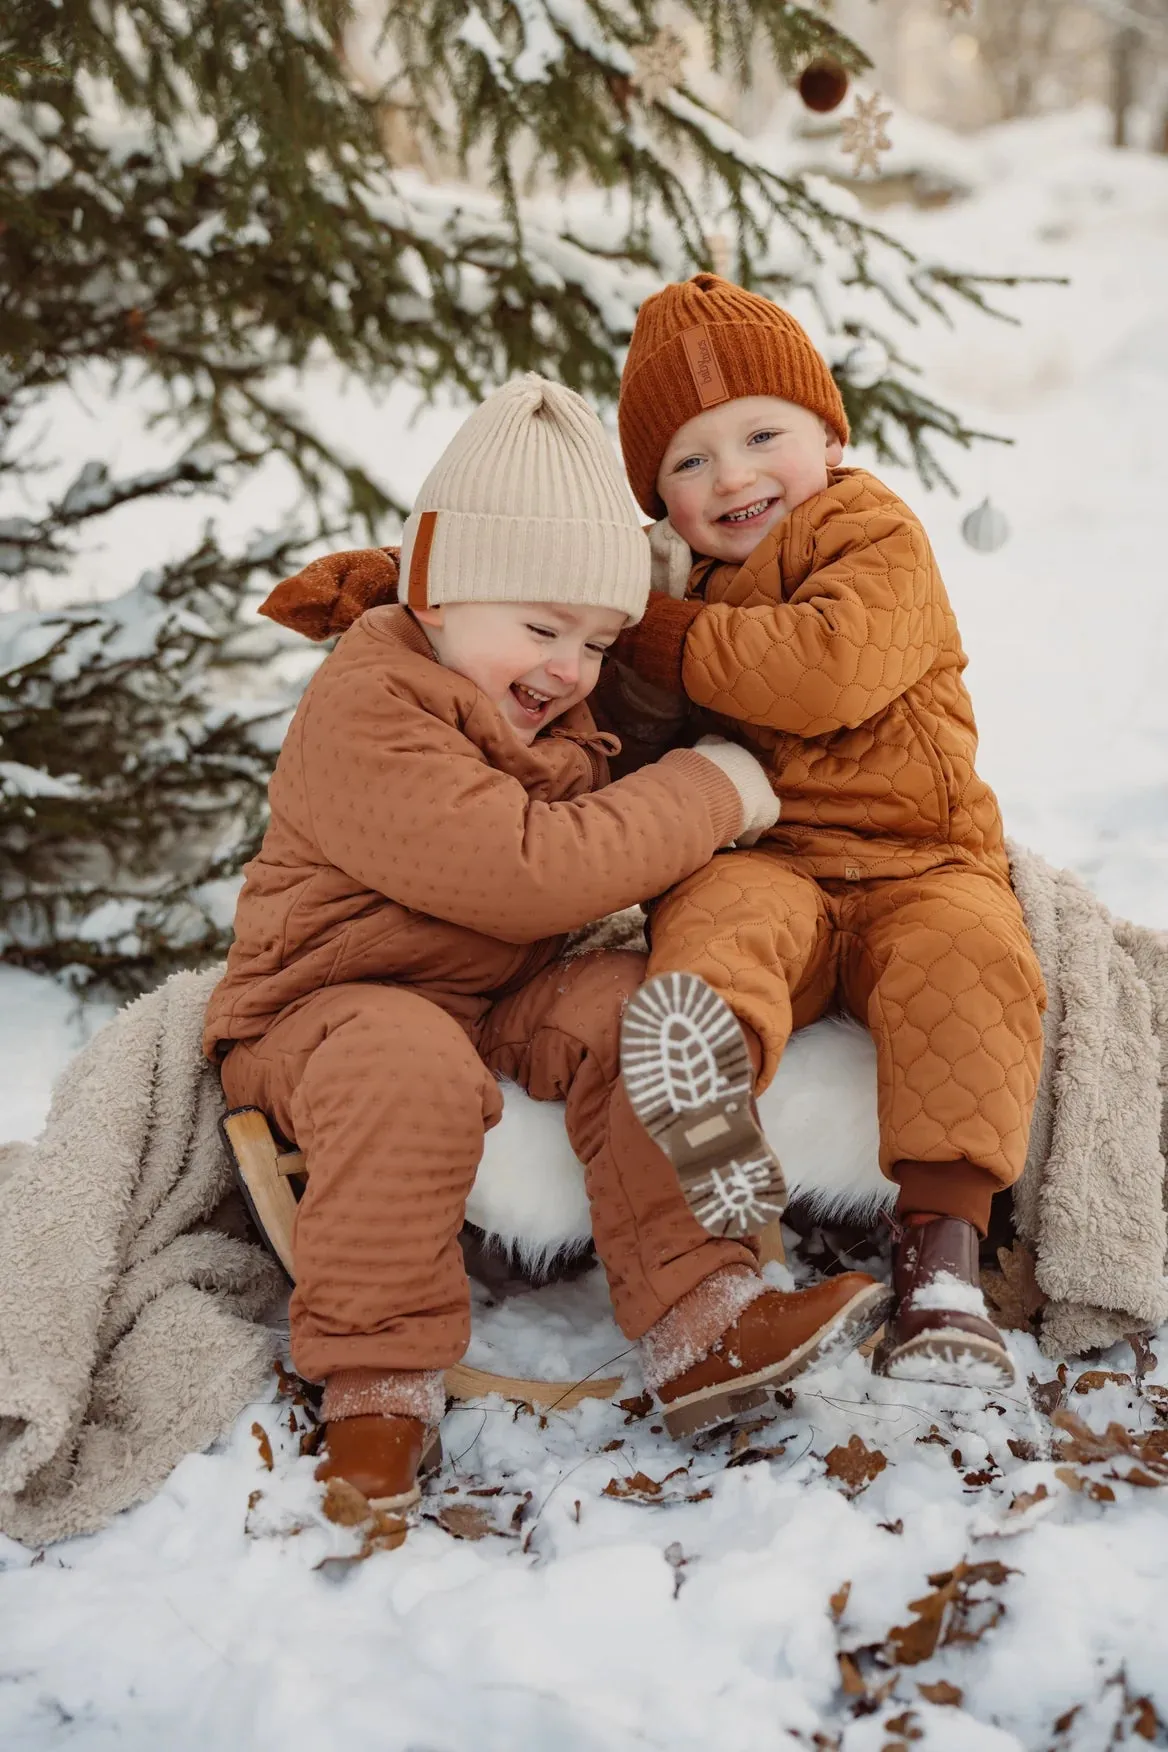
[[466, 1012, 888, 1273]]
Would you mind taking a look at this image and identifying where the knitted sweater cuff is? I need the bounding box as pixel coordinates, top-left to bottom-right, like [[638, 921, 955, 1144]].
[[612, 592, 703, 695]]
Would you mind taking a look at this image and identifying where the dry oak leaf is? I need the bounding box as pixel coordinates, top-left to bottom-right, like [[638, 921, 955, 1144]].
[[1055, 1466, 1116, 1504], [436, 1503, 496, 1541], [1029, 1367, 1068, 1420], [602, 1468, 687, 1502], [1008, 1484, 1050, 1516], [837, 1651, 867, 1697], [830, 1580, 852, 1622], [1072, 1370, 1132, 1395], [886, 1561, 1014, 1666], [1053, 1408, 1168, 1479], [981, 1242, 1046, 1332], [251, 1421, 274, 1471], [918, 1680, 963, 1707], [618, 1392, 654, 1423], [824, 1435, 888, 1495]]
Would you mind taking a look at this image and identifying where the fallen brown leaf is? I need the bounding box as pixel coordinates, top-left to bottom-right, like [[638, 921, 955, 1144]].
[[1072, 1370, 1132, 1395], [837, 1651, 866, 1696], [829, 1581, 852, 1622], [981, 1241, 1046, 1332], [1055, 1465, 1116, 1503], [1007, 1484, 1050, 1515], [918, 1680, 963, 1707], [878, 1519, 905, 1536], [1128, 1330, 1156, 1381], [1007, 1437, 1041, 1461], [726, 1442, 787, 1469], [510, 1491, 533, 1531], [1028, 1369, 1067, 1419], [436, 1503, 495, 1541], [1130, 1694, 1160, 1739], [824, 1435, 888, 1496], [251, 1422, 274, 1471], [884, 1710, 922, 1740], [886, 1561, 1014, 1666], [1143, 1385, 1168, 1422], [618, 1392, 653, 1423]]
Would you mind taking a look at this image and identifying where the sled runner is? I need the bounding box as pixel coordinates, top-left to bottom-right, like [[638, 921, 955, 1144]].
[[220, 1105, 626, 1410]]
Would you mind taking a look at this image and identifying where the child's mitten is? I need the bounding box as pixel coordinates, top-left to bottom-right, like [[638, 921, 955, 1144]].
[[259, 547, 400, 640], [689, 735, 780, 846]]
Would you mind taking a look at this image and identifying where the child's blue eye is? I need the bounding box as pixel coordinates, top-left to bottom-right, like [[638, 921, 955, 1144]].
[[674, 455, 702, 472], [748, 430, 779, 445]]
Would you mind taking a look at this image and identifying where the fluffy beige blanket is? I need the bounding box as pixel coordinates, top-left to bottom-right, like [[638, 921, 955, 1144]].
[[0, 970, 283, 1545], [1009, 843, 1168, 1355], [1, 845, 1165, 1543]]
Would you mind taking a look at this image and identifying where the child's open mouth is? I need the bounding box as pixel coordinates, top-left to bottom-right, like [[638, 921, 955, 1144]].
[[510, 682, 554, 722], [719, 496, 778, 527]]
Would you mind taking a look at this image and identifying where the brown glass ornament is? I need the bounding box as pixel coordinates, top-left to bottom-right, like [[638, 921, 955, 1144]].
[[798, 58, 850, 114]]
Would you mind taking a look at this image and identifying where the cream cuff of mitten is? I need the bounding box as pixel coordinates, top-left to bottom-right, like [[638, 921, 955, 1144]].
[[691, 735, 781, 844], [646, 517, 693, 600]]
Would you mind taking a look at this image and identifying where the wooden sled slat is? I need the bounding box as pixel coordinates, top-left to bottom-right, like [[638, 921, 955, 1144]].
[[222, 1107, 299, 1280], [446, 1362, 623, 1409]]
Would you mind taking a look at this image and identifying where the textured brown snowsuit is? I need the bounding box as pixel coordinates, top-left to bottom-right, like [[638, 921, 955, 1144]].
[[204, 607, 757, 1381], [609, 469, 1046, 1229]]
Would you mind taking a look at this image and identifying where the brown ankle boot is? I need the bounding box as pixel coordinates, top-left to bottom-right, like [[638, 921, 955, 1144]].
[[655, 1274, 891, 1437], [315, 1415, 443, 1512], [873, 1216, 1015, 1388]]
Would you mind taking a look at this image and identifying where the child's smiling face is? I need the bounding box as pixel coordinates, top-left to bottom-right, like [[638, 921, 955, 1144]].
[[413, 600, 626, 744], [656, 395, 843, 563]]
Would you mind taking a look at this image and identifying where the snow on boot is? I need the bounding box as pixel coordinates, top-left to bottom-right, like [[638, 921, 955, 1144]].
[[651, 1275, 892, 1438], [873, 1216, 1015, 1389], [315, 1414, 443, 1513], [620, 971, 787, 1237]]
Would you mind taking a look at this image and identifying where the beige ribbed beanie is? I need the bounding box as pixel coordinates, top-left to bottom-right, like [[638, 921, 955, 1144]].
[[399, 375, 649, 624]]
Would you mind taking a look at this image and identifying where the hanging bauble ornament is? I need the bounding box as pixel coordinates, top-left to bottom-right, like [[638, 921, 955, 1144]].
[[840, 338, 888, 389], [798, 58, 850, 114], [961, 498, 1010, 553]]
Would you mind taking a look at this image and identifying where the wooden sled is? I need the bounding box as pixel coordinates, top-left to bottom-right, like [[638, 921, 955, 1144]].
[[220, 1106, 626, 1409]]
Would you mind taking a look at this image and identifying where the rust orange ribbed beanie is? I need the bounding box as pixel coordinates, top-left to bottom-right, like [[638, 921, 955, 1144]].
[[618, 273, 850, 517]]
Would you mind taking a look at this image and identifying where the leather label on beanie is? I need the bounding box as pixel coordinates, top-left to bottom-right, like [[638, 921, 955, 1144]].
[[680, 325, 728, 408], [407, 510, 437, 609]]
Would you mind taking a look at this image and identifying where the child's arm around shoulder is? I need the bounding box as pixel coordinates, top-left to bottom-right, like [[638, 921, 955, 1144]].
[[618, 473, 949, 739], [286, 635, 767, 946]]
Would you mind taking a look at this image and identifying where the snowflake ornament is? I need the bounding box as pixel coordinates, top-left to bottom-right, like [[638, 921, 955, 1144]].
[[631, 29, 686, 103], [840, 91, 893, 178]]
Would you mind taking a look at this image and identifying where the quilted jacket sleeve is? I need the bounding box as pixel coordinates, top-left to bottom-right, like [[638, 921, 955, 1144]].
[[290, 664, 741, 945], [683, 506, 943, 737]]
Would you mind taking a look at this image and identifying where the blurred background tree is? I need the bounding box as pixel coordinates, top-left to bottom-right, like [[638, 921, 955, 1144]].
[[1, 0, 1031, 991]]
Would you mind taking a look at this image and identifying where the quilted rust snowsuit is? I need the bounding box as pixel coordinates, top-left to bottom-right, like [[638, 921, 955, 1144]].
[[204, 607, 757, 1381], [609, 469, 1046, 1230]]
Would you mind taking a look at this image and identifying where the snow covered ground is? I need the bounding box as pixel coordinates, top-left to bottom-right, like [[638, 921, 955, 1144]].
[[3, 108, 1168, 1752]]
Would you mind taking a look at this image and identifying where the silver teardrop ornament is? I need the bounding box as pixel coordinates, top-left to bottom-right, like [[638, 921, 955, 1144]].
[[961, 497, 1010, 553]]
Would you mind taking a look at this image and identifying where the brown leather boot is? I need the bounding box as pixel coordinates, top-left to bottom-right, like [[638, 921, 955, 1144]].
[[315, 1415, 443, 1512], [657, 1274, 892, 1437], [873, 1216, 1015, 1389]]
